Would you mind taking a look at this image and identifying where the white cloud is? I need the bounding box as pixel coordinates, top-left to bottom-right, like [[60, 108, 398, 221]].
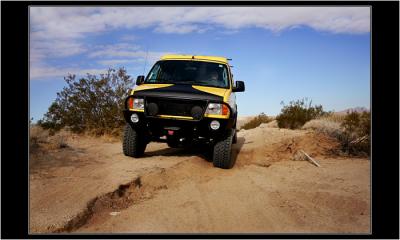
[[98, 59, 135, 66], [30, 7, 370, 37], [30, 64, 108, 80], [30, 41, 171, 79], [89, 43, 172, 65], [120, 34, 137, 42], [29, 7, 370, 80], [31, 39, 87, 59], [155, 24, 200, 34], [97, 58, 151, 66], [88, 43, 141, 58]]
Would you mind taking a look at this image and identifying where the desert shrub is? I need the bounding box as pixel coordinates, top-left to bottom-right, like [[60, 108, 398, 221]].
[[317, 112, 346, 123], [302, 119, 344, 139], [302, 109, 370, 156], [49, 132, 69, 149], [276, 98, 328, 129], [339, 110, 370, 156], [241, 112, 273, 130], [38, 68, 133, 135], [30, 125, 71, 152], [30, 135, 39, 152], [30, 125, 49, 153]]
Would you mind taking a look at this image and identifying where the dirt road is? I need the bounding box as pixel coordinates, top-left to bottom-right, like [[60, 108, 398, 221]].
[[29, 124, 370, 233]]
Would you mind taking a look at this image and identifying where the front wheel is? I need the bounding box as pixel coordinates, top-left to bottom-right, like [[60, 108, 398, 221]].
[[123, 124, 146, 157], [232, 129, 237, 144], [213, 130, 235, 169]]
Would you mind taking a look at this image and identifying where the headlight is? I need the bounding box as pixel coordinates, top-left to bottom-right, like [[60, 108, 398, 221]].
[[205, 103, 230, 116], [131, 98, 144, 110]]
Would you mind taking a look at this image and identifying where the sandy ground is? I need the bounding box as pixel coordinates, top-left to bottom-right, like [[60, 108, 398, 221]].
[[29, 123, 370, 234]]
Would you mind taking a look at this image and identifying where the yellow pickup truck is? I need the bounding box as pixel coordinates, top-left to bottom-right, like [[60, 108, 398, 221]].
[[122, 54, 245, 169]]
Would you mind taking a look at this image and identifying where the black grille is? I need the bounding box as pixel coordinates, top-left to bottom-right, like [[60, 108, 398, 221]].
[[146, 98, 206, 117]]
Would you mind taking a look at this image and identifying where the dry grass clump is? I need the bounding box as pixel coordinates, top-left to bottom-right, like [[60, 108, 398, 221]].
[[85, 126, 123, 141], [30, 125, 69, 153], [47, 130, 69, 149], [302, 119, 344, 139], [339, 111, 370, 156], [87, 128, 123, 143], [317, 113, 347, 123], [240, 113, 273, 130], [30, 125, 50, 152]]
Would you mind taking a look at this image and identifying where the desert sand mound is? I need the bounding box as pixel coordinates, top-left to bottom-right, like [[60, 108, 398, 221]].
[[236, 116, 254, 129], [235, 125, 339, 167]]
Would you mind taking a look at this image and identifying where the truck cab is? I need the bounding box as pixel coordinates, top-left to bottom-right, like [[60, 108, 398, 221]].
[[122, 54, 245, 169]]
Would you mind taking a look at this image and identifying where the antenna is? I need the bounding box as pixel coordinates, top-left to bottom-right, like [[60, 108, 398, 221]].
[[142, 46, 149, 75]]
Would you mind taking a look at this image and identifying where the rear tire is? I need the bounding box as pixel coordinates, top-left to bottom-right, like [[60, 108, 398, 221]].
[[213, 130, 235, 169], [123, 124, 146, 157]]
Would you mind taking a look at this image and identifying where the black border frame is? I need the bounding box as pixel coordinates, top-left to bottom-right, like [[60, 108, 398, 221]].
[[1, 1, 399, 239]]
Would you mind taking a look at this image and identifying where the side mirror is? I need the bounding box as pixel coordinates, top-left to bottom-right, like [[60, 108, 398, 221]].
[[233, 81, 245, 92], [136, 75, 145, 85]]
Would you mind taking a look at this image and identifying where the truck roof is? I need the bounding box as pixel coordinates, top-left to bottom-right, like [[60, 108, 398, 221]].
[[160, 54, 229, 64]]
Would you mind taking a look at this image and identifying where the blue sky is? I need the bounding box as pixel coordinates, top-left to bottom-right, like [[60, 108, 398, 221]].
[[30, 7, 370, 121]]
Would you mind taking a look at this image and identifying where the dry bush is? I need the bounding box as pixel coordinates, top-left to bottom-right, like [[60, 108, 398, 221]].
[[30, 125, 71, 152], [98, 127, 124, 143], [339, 111, 370, 156], [303, 110, 370, 157], [317, 113, 346, 123], [302, 119, 344, 139], [47, 130, 69, 149], [240, 113, 273, 130], [30, 125, 50, 153], [38, 68, 133, 135], [30, 125, 50, 142], [30, 136, 40, 153], [276, 98, 328, 129]]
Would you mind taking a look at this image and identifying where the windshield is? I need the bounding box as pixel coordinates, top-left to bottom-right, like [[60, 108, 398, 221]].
[[145, 60, 230, 88]]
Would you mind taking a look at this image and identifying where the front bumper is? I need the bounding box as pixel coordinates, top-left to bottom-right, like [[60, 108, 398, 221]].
[[123, 110, 235, 142]]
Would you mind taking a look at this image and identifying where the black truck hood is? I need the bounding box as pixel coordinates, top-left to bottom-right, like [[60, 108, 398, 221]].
[[132, 84, 223, 102]]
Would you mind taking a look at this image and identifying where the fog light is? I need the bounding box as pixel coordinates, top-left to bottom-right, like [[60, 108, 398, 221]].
[[130, 113, 139, 123], [210, 120, 220, 130]]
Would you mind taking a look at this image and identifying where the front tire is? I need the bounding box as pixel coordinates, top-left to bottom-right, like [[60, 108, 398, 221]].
[[232, 119, 238, 144], [213, 130, 235, 169], [123, 124, 146, 157]]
